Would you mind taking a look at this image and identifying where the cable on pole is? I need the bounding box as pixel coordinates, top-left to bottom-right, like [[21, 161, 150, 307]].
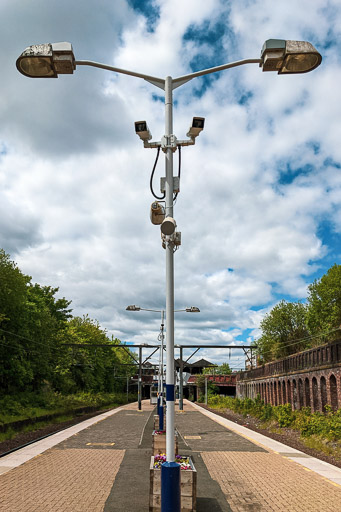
[[173, 145, 181, 201], [150, 147, 165, 200]]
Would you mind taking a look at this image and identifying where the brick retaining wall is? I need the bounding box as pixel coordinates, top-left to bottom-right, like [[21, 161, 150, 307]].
[[236, 340, 341, 412]]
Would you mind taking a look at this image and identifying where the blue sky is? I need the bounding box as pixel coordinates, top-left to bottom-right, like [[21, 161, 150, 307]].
[[0, 0, 340, 370]]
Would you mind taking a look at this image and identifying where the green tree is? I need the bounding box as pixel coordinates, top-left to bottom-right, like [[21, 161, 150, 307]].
[[216, 362, 232, 374], [0, 250, 32, 392], [0, 249, 136, 396], [56, 316, 136, 393], [203, 362, 232, 374], [0, 250, 73, 393], [256, 300, 309, 363], [307, 264, 341, 342], [23, 284, 72, 389]]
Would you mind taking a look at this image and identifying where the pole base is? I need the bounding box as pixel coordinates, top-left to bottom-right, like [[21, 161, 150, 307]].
[[161, 462, 180, 512]]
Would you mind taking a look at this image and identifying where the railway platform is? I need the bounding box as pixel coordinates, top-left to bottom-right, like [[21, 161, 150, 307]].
[[1, 400, 341, 511]]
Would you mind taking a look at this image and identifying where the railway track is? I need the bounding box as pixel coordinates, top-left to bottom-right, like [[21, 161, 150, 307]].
[[0, 406, 115, 458]]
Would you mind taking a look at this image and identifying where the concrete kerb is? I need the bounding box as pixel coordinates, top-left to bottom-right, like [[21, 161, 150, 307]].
[[188, 400, 341, 486]]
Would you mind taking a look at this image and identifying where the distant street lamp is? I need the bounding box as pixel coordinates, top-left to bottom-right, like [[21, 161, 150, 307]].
[[17, 38, 321, 512], [126, 305, 200, 427]]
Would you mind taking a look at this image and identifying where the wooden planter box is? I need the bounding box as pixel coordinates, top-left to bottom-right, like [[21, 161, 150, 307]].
[[152, 430, 178, 455], [149, 456, 197, 512]]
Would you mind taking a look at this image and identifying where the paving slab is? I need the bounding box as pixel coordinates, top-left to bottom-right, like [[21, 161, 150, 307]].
[[1, 399, 341, 512]]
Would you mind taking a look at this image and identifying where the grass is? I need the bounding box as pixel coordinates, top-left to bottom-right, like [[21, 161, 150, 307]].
[[302, 435, 341, 458]]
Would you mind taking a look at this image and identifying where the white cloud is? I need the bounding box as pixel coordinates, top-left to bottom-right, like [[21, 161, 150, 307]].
[[0, 0, 340, 369]]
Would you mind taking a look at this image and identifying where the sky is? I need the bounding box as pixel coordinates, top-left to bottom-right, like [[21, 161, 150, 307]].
[[0, 0, 340, 371]]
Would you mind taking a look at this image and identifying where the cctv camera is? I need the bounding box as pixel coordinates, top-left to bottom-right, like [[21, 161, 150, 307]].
[[150, 202, 165, 225], [186, 117, 205, 138], [134, 121, 152, 141]]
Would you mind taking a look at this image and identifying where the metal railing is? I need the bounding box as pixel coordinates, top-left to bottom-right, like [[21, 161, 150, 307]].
[[238, 339, 341, 381]]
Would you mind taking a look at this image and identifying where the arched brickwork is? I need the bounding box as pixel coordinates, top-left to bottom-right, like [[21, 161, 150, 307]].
[[312, 377, 319, 412], [330, 374, 338, 411], [293, 380, 298, 409], [278, 381, 282, 405], [298, 378, 304, 409], [282, 380, 286, 404], [287, 380, 291, 405], [305, 377, 311, 408], [237, 369, 341, 412], [321, 376, 327, 412], [236, 340, 341, 412]]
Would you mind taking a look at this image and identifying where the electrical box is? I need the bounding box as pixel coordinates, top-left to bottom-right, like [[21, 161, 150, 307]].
[[160, 177, 180, 194]]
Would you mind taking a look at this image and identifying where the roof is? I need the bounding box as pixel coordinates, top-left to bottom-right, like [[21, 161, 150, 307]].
[[190, 358, 215, 368]]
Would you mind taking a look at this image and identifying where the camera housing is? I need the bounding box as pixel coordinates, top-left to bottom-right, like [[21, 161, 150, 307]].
[[134, 121, 152, 141], [186, 117, 205, 138], [150, 202, 165, 225]]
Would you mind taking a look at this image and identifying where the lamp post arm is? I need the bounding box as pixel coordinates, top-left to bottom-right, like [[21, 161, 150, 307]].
[[172, 58, 262, 88], [74, 58, 262, 92], [139, 308, 163, 313], [75, 60, 165, 89]]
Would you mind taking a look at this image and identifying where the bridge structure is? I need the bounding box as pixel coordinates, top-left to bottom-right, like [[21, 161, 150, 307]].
[[64, 342, 254, 410], [237, 339, 341, 413], [187, 373, 237, 401]]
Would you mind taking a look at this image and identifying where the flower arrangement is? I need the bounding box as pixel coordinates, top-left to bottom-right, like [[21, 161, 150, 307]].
[[153, 454, 191, 470], [153, 454, 166, 468]]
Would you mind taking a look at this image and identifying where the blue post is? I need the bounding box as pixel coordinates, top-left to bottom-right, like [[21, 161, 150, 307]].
[[159, 402, 164, 430], [157, 394, 161, 418], [161, 462, 180, 512]]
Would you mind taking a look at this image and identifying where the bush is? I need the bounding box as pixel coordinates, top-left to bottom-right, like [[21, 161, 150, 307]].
[[272, 404, 295, 427], [207, 394, 341, 441]]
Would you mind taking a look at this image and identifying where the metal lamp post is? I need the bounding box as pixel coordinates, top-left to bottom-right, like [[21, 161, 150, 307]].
[[17, 38, 321, 512], [126, 305, 200, 430]]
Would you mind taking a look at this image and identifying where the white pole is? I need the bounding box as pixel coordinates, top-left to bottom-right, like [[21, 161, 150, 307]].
[[164, 75, 175, 462], [179, 347, 184, 410], [161, 75, 180, 512], [161, 311, 164, 400], [159, 310, 165, 430], [158, 328, 161, 411]]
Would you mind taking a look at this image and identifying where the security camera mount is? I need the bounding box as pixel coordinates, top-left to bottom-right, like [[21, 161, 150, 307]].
[[135, 116, 205, 250], [134, 116, 205, 149]]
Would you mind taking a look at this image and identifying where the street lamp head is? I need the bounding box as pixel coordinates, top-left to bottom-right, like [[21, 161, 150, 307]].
[[261, 39, 322, 74], [185, 307, 200, 313], [126, 305, 141, 311], [16, 42, 75, 78]]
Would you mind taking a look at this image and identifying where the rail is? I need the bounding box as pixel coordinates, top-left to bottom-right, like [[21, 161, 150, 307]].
[[187, 374, 236, 385]]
